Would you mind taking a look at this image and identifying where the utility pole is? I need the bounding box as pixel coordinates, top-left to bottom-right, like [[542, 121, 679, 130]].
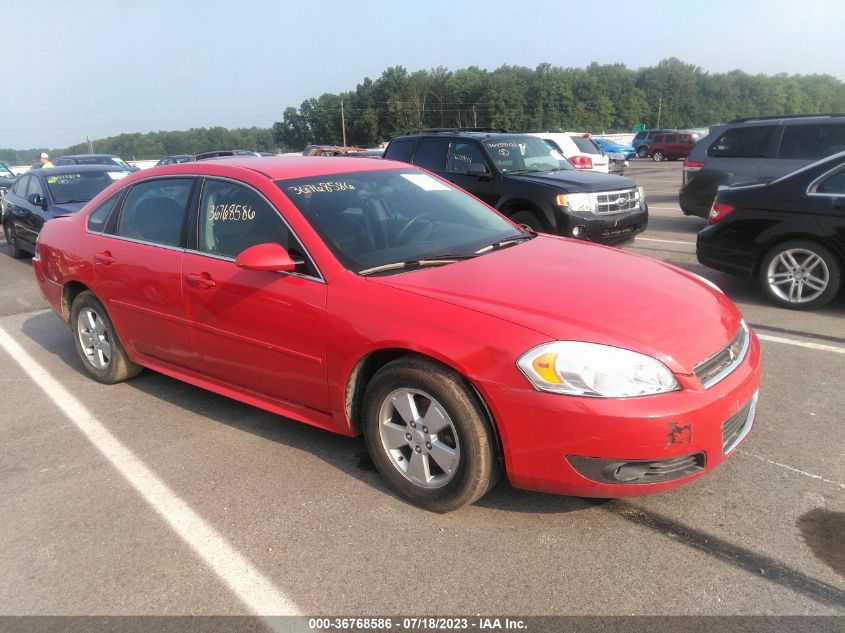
[[341, 101, 347, 146], [656, 97, 662, 129]]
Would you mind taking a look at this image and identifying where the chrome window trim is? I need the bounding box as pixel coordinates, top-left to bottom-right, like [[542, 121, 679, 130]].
[[196, 176, 325, 283], [806, 163, 845, 198], [695, 321, 750, 389], [93, 233, 187, 253]]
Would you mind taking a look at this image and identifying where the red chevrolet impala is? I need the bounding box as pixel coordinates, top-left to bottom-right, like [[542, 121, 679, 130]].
[[32, 157, 762, 511]]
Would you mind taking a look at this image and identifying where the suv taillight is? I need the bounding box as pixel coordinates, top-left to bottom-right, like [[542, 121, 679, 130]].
[[684, 159, 705, 171], [570, 155, 593, 169], [708, 201, 735, 224]]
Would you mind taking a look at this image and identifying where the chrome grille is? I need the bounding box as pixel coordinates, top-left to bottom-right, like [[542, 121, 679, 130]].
[[694, 322, 750, 388], [595, 188, 641, 214], [722, 391, 758, 454]]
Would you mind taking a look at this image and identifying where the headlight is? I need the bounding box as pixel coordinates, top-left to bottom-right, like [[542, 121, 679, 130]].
[[517, 341, 679, 397], [556, 193, 592, 213]]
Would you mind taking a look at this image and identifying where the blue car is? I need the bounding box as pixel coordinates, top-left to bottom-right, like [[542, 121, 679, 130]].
[[593, 138, 636, 160], [1, 165, 130, 258]]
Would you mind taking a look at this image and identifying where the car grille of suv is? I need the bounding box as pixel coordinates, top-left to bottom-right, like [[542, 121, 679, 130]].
[[693, 322, 750, 388], [595, 188, 641, 214], [722, 391, 758, 455]]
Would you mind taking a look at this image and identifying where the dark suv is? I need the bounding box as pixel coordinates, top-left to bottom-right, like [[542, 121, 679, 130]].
[[383, 129, 648, 243], [680, 114, 845, 218]]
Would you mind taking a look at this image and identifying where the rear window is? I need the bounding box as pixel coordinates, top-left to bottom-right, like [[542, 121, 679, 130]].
[[570, 137, 601, 154], [46, 171, 128, 204], [708, 125, 778, 158], [778, 123, 845, 160]]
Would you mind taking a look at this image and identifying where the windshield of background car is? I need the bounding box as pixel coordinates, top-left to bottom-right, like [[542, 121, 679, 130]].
[[45, 171, 129, 204], [277, 168, 525, 273], [0, 164, 14, 178], [483, 137, 572, 173]]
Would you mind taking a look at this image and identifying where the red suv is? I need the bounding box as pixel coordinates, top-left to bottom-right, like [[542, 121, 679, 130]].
[[648, 132, 701, 161]]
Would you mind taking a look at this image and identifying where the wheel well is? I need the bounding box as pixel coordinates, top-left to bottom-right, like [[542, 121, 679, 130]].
[[62, 281, 90, 321], [498, 200, 550, 231], [753, 235, 845, 278], [345, 349, 504, 464]]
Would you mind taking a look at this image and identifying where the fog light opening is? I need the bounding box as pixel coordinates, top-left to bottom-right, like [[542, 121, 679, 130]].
[[572, 225, 586, 238]]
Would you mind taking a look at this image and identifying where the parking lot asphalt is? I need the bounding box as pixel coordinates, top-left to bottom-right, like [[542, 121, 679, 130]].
[[0, 160, 843, 618]]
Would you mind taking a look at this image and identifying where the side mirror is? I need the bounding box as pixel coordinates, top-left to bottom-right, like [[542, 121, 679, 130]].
[[235, 242, 298, 272], [467, 163, 490, 177], [27, 193, 46, 208]]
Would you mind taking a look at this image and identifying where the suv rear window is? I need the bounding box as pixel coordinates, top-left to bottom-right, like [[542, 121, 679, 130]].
[[778, 123, 845, 160], [571, 137, 601, 154], [384, 139, 415, 163], [708, 125, 778, 158]]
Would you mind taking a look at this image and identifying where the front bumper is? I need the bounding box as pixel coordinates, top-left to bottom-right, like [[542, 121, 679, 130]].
[[477, 330, 762, 497], [556, 204, 648, 244]]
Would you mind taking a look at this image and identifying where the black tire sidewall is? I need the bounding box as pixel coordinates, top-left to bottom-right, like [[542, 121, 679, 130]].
[[362, 359, 497, 512], [509, 210, 544, 232], [70, 291, 139, 383], [760, 240, 842, 310]]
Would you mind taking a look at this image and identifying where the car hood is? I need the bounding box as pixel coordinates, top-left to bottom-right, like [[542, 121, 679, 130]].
[[506, 170, 638, 193], [50, 202, 88, 215], [370, 236, 742, 375]]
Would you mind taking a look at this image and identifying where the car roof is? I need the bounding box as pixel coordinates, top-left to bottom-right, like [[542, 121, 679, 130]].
[[127, 156, 407, 180], [57, 154, 120, 160]]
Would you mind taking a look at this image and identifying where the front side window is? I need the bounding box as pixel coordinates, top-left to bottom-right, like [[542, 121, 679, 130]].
[[708, 125, 778, 158], [779, 124, 845, 160], [278, 168, 526, 273], [816, 169, 845, 195], [27, 176, 45, 198], [115, 178, 193, 246], [13, 175, 30, 196], [483, 137, 571, 173], [652, 135, 664, 144], [447, 142, 487, 174], [198, 179, 291, 258]]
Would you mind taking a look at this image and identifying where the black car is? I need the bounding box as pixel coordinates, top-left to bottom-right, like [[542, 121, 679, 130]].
[[383, 129, 647, 243], [0, 161, 16, 199], [1, 165, 130, 258], [697, 151, 845, 309], [54, 153, 139, 172]]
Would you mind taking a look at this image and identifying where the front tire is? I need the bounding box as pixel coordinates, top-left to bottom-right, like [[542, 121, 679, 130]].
[[509, 210, 545, 232], [362, 357, 499, 512], [652, 151, 664, 162], [70, 291, 143, 383], [760, 239, 841, 310]]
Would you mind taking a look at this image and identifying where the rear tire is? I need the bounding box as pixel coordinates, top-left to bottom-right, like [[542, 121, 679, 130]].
[[362, 357, 500, 512], [4, 222, 26, 259], [70, 291, 143, 383], [636, 146, 648, 158], [759, 239, 841, 310]]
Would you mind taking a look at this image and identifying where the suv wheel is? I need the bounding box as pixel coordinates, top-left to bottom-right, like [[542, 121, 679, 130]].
[[760, 239, 842, 310], [509, 210, 545, 232], [652, 151, 664, 162], [636, 146, 648, 158]]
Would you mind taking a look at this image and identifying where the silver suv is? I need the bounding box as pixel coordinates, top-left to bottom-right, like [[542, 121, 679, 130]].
[[679, 114, 845, 218]]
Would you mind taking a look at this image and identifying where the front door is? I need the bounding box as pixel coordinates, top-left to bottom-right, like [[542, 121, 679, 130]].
[[182, 178, 329, 412]]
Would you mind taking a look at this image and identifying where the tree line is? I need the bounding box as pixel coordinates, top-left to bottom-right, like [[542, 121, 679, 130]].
[[3, 58, 844, 163]]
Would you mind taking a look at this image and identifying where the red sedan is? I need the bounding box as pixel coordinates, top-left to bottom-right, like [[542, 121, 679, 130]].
[[33, 157, 762, 512]]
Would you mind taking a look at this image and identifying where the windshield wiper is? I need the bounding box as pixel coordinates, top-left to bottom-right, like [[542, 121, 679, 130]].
[[474, 234, 535, 254], [359, 254, 476, 276]]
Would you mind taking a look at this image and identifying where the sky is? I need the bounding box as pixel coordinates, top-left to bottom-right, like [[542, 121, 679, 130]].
[[1, 0, 844, 150]]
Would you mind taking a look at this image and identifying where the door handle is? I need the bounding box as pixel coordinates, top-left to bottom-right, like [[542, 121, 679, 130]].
[[94, 251, 115, 265], [186, 272, 216, 289]]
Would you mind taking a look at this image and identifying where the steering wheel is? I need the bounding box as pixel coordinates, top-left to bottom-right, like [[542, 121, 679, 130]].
[[395, 214, 435, 244]]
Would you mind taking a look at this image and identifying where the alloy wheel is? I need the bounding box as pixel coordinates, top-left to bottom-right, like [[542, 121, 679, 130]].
[[77, 307, 112, 369], [766, 248, 830, 304]]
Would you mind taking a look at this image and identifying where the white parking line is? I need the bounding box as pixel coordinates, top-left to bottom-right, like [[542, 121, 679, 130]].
[[0, 326, 299, 617], [635, 237, 696, 246], [757, 333, 845, 355], [738, 450, 845, 491]]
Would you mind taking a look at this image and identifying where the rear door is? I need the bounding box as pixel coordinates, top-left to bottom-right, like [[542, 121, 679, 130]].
[[761, 122, 845, 180], [706, 124, 779, 184], [93, 177, 195, 368], [181, 178, 329, 411]]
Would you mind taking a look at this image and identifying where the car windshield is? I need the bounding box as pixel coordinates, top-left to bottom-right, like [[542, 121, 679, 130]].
[[278, 168, 527, 274], [482, 137, 572, 173], [46, 171, 128, 204], [0, 164, 14, 178]]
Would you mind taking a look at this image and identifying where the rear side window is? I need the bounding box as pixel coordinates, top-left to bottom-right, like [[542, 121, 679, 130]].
[[87, 192, 122, 233], [114, 178, 193, 247], [652, 135, 664, 143], [778, 123, 845, 160], [384, 139, 415, 163], [817, 169, 845, 195], [708, 125, 778, 158], [413, 140, 448, 171]]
